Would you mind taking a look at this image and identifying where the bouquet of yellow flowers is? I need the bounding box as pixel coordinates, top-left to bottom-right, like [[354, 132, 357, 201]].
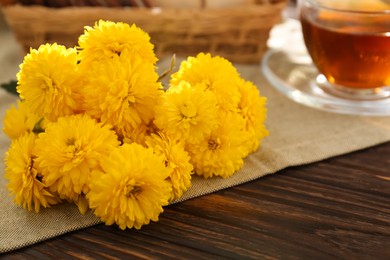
[[3, 20, 268, 230]]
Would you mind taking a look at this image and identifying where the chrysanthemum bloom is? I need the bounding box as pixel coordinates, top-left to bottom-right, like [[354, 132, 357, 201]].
[[170, 53, 241, 112], [154, 80, 219, 143], [5, 133, 60, 213], [82, 50, 163, 136], [145, 132, 193, 201], [16, 43, 83, 121], [187, 113, 246, 179], [3, 100, 45, 139], [34, 114, 120, 201], [121, 122, 158, 146], [87, 143, 171, 230], [237, 79, 269, 156], [78, 20, 157, 66]]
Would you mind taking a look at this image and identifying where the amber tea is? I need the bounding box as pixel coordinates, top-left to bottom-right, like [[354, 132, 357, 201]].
[[300, 1, 390, 90]]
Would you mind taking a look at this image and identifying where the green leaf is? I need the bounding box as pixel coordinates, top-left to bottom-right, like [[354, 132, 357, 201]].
[[158, 54, 176, 82], [1, 80, 18, 96]]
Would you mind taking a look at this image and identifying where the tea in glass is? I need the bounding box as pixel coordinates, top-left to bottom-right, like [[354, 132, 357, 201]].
[[300, 0, 390, 97]]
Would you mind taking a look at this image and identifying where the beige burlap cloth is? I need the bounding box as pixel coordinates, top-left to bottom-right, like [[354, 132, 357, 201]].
[[2, 22, 390, 254]]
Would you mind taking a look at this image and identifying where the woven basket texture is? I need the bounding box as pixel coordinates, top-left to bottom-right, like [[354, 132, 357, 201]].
[[1, 0, 287, 63]]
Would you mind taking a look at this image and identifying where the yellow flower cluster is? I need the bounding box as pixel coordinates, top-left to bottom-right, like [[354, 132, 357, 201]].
[[3, 20, 268, 230]]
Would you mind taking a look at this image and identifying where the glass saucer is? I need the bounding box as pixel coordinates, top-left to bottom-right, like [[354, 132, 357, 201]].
[[261, 49, 390, 116]]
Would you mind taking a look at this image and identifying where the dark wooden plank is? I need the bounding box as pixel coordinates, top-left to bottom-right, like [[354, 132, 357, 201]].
[[2, 142, 390, 259]]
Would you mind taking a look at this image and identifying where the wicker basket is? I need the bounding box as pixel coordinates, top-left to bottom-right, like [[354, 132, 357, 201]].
[[1, 0, 287, 63]]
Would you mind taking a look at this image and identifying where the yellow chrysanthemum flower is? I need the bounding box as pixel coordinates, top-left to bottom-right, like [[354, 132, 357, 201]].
[[170, 53, 241, 112], [82, 50, 163, 136], [34, 114, 120, 201], [187, 113, 246, 179], [87, 143, 171, 230], [237, 79, 269, 155], [3, 100, 45, 139], [121, 122, 158, 146], [16, 43, 83, 121], [145, 132, 193, 201], [78, 20, 157, 66], [5, 133, 60, 213], [154, 80, 219, 143]]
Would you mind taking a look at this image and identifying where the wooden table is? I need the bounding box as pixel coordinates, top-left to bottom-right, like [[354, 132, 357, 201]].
[[2, 141, 390, 259]]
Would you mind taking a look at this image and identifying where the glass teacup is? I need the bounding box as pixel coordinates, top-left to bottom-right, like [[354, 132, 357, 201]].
[[300, 0, 390, 100]]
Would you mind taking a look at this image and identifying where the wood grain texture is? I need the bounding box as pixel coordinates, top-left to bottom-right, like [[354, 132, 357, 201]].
[[2, 142, 390, 259]]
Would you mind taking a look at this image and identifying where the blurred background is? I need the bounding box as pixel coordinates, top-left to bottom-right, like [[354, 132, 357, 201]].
[[0, 9, 6, 27], [0, 0, 297, 84], [0, 9, 21, 85]]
